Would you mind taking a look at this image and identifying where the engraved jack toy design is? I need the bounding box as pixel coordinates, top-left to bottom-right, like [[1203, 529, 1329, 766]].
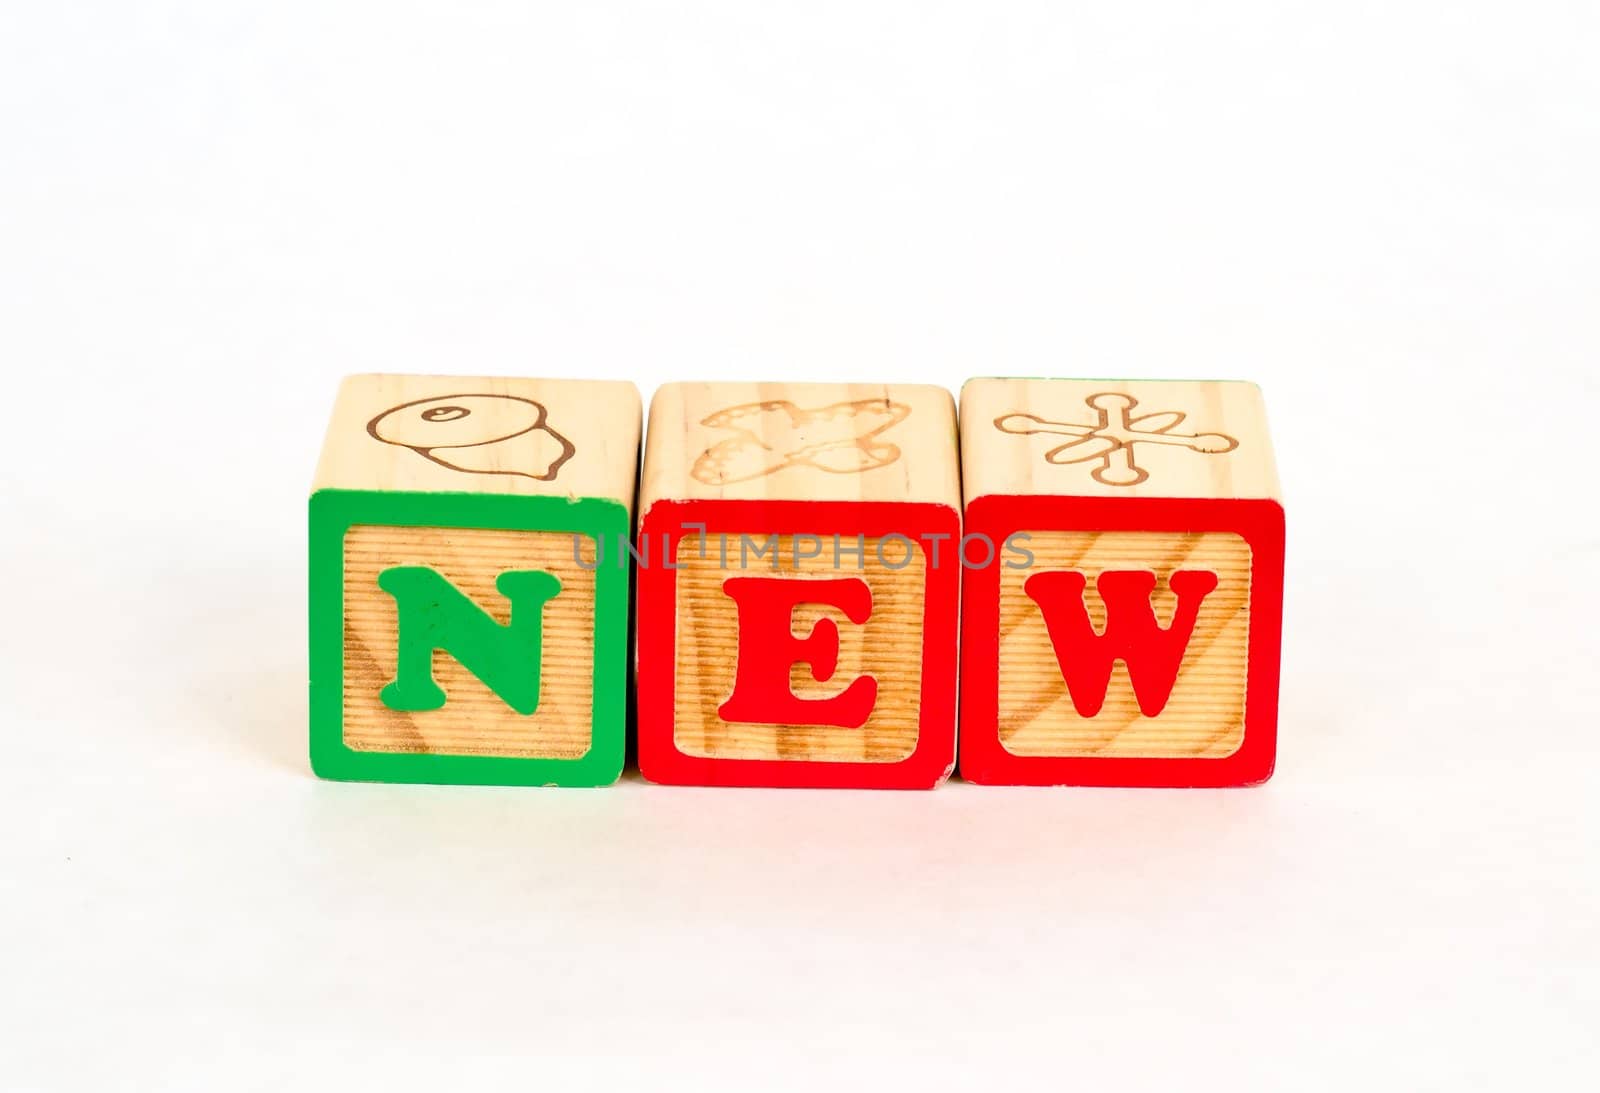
[[995, 391, 1239, 487]]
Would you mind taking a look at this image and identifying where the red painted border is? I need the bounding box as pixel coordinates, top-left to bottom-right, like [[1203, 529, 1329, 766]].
[[959, 495, 1284, 787], [637, 499, 960, 789]]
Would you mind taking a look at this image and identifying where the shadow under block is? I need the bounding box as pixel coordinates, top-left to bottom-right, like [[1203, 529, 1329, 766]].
[[636, 381, 961, 789], [309, 374, 641, 786], [958, 378, 1285, 787]]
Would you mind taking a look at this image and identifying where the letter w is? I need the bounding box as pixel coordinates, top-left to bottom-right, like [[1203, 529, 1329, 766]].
[[377, 567, 562, 715], [1023, 570, 1218, 718]]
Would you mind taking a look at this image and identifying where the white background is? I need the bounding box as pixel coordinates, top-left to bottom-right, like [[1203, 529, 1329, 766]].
[[2, 3, 1596, 1090]]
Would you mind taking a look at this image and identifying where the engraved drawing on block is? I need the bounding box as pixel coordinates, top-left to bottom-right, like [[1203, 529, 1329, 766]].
[[995, 391, 1238, 487], [367, 394, 576, 481], [690, 398, 912, 485]]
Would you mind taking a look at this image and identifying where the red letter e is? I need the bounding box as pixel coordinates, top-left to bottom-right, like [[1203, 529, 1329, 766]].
[[717, 577, 877, 728]]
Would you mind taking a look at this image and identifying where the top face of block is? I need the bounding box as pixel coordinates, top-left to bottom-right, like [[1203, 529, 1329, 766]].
[[313, 374, 642, 512], [960, 378, 1280, 504], [640, 381, 959, 512]]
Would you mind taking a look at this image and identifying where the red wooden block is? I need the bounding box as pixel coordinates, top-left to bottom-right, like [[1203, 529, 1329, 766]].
[[636, 382, 961, 789], [958, 379, 1285, 787]]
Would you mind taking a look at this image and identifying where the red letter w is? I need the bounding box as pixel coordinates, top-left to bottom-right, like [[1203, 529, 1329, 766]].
[[1023, 570, 1218, 718]]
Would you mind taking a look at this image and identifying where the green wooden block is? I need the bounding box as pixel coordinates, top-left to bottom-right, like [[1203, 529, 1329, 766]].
[[308, 375, 640, 787]]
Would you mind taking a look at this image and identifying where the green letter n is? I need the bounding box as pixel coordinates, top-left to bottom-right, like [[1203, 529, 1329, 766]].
[[377, 567, 562, 716]]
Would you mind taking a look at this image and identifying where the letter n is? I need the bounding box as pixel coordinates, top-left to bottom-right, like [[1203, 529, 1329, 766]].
[[1023, 569, 1218, 718], [377, 566, 562, 715]]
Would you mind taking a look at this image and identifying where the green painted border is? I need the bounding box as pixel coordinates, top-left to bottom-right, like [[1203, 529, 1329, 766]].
[[309, 489, 629, 787]]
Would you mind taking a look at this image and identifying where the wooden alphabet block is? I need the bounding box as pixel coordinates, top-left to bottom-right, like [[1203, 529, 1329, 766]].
[[308, 374, 640, 786], [636, 381, 961, 789], [958, 378, 1284, 787]]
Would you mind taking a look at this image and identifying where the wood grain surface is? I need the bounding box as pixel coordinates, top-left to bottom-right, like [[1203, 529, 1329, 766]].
[[961, 378, 1280, 504], [997, 530, 1253, 759], [342, 524, 597, 758], [315, 374, 641, 509], [641, 381, 959, 508], [671, 533, 928, 763]]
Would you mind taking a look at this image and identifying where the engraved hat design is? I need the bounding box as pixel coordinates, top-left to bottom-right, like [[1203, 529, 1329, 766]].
[[367, 393, 575, 481]]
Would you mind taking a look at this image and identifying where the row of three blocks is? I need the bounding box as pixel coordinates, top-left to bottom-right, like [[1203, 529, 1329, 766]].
[[310, 374, 1284, 789]]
